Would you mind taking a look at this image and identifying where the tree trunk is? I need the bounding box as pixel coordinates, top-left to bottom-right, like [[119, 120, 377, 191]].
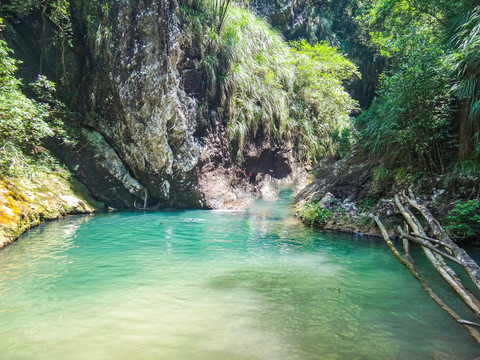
[[373, 215, 480, 345], [458, 100, 475, 160], [405, 189, 480, 291], [373, 192, 480, 347]]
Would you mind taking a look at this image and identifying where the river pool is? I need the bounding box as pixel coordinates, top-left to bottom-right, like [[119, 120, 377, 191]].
[[0, 192, 478, 359]]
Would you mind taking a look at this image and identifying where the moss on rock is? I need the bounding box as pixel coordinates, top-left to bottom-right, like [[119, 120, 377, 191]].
[[0, 172, 102, 250]]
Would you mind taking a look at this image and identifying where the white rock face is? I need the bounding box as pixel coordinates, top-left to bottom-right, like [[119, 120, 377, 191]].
[[84, 130, 145, 197], [62, 0, 307, 209], [81, 0, 203, 206]]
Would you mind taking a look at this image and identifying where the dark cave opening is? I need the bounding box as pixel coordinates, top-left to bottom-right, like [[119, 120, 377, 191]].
[[244, 149, 292, 180]]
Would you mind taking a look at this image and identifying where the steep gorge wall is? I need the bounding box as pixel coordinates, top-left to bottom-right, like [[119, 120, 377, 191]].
[[62, 0, 204, 208], [3, 0, 306, 210]]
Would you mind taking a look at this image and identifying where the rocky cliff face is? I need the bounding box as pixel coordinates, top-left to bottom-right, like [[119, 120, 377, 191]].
[[249, 0, 312, 41], [3, 0, 310, 210], [50, 0, 306, 209], [60, 0, 203, 208]]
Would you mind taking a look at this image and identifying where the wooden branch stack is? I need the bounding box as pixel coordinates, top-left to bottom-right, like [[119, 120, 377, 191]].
[[373, 188, 480, 345]]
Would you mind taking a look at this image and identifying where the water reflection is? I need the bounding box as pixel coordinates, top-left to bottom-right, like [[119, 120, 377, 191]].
[[0, 215, 93, 299], [0, 195, 478, 359]]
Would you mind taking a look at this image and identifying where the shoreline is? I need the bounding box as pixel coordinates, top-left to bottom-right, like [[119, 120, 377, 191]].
[[0, 174, 101, 251]]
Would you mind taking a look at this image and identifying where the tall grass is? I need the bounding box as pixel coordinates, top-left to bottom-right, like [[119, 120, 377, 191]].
[[220, 7, 292, 156], [186, 2, 359, 162]]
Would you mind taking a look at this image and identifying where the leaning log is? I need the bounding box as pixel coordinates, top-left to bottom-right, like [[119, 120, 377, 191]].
[[373, 215, 480, 345], [374, 192, 480, 346], [399, 231, 463, 266], [405, 189, 480, 292], [394, 195, 480, 317]]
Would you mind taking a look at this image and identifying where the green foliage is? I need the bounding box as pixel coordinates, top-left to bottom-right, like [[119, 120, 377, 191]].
[[358, 39, 454, 171], [331, 127, 355, 159], [356, 0, 480, 175], [447, 6, 480, 159], [0, 141, 66, 177], [197, 3, 359, 162], [94, 2, 113, 58], [290, 40, 359, 82], [372, 166, 390, 192], [453, 159, 480, 177], [355, 1, 456, 173], [373, 166, 389, 182], [0, 18, 65, 176], [289, 40, 359, 162], [446, 199, 480, 239], [393, 167, 409, 184], [1, 0, 74, 79], [357, 195, 379, 212], [296, 201, 332, 226], [0, 40, 50, 147], [219, 7, 293, 156], [209, 0, 231, 34]]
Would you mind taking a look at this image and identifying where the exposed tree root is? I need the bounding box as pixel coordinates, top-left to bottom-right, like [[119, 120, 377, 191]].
[[373, 192, 480, 346]]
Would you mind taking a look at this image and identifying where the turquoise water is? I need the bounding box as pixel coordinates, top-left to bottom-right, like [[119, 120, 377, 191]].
[[0, 192, 479, 359]]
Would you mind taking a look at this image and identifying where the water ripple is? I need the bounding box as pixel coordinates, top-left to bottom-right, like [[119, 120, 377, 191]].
[[0, 193, 478, 359]]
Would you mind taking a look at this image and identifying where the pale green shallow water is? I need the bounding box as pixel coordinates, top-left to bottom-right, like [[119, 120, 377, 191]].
[[0, 192, 479, 359]]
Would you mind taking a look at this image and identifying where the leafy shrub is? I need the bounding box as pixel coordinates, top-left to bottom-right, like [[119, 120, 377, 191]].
[[0, 43, 53, 149], [355, 38, 454, 172], [356, 1, 480, 173], [0, 18, 65, 176], [445, 199, 480, 239], [393, 167, 408, 183], [357, 195, 379, 212], [372, 166, 390, 192], [296, 201, 332, 225]]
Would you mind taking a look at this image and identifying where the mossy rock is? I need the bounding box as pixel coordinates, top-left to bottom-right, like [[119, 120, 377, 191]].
[[0, 172, 102, 250]]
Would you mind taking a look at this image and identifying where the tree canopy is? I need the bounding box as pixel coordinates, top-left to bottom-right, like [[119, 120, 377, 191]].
[[356, 0, 480, 174]]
